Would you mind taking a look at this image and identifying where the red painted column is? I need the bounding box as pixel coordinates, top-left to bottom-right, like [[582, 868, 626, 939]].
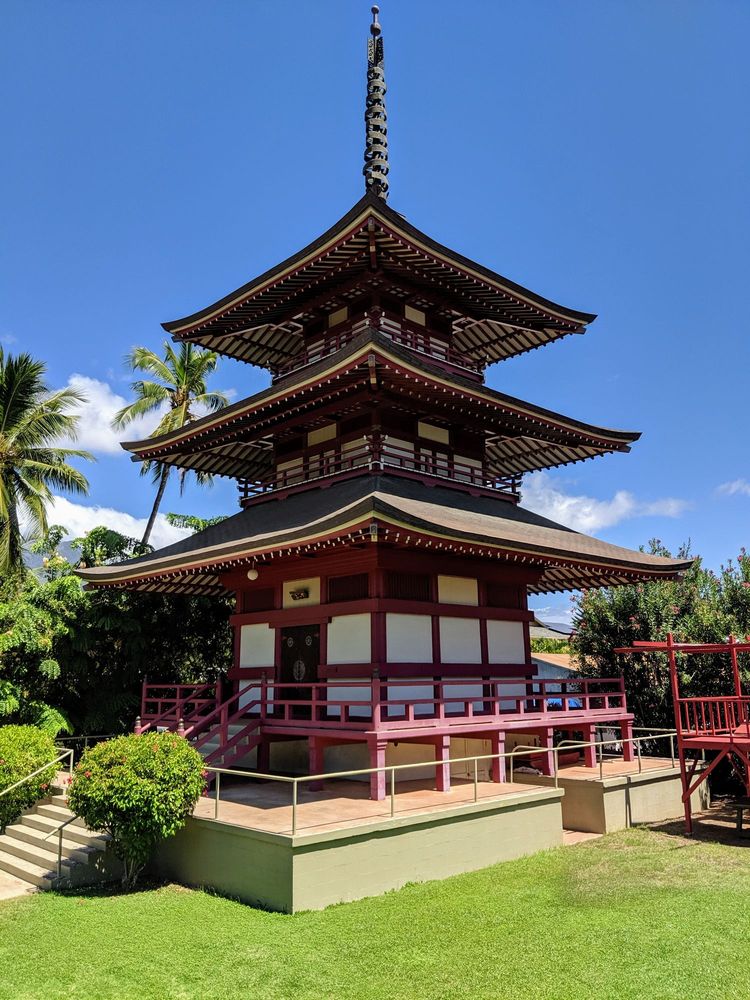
[[308, 737, 324, 791], [490, 730, 506, 783], [368, 737, 388, 800], [434, 735, 451, 792], [538, 728, 555, 777], [581, 724, 597, 768], [621, 719, 635, 761]]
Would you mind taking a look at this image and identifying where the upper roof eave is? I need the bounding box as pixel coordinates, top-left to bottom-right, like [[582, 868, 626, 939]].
[[162, 192, 596, 338]]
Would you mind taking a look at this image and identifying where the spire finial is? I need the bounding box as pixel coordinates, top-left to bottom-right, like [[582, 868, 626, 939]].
[[364, 5, 389, 200]]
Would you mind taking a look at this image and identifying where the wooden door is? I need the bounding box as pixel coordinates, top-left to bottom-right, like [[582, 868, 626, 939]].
[[280, 624, 320, 718]]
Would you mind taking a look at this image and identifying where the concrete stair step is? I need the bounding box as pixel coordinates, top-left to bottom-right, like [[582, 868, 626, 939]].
[[0, 849, 56, 889], [1, 796, 120, 890], [20, 812, 106, 847], [36, 803, 87, 827], [5, 822, 107, 858], [0, 831, 92, 870]]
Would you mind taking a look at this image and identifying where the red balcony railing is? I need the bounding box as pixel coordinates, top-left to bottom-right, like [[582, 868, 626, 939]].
[[141, 676, 627, 736], [239, 436, 521, 501], [271, 315, 483, 381], [678, 696, 750, 740], [138, 682, 219, 733]]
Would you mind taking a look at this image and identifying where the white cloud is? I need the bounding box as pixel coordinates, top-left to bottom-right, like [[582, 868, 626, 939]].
[[59, 373, 233, 456], [62, 374, 166, 455], [1, 332, 16, 346], [44, 496, 190, 549], [528, 602, 576, 628], [717, 479, 750, 498], [521, 472, 689, 534]]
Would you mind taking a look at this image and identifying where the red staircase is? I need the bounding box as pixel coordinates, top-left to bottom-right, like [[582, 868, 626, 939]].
[[137, 684, 262, 772]]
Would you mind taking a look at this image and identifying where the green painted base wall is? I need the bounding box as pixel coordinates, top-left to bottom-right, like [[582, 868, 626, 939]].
[[151, 787, 563, 913], [516, 765, 709, 834]]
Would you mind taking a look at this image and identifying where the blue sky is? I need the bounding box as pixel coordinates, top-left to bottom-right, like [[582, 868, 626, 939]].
[[3, 1, 748, 621]]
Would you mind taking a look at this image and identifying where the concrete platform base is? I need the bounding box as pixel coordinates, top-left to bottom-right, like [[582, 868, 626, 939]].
[[515, 757, 708, 834], [151, 785, 564, 912]]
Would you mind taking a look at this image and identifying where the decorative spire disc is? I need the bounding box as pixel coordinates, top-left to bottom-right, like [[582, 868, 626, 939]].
[[364, 5, 389, 200]]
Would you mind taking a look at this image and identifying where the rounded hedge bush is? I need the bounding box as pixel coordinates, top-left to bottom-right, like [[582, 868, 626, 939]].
[[68, 732, 206, 887], [0, 725, 58, 831]]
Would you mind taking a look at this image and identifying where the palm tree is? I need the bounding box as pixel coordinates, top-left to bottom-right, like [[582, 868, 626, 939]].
[[113, 342, 229, 547], [0, 348, 91, 576]]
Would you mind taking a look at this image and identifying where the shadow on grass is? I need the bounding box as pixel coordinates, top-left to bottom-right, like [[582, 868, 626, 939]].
[[647, 799, 750, 848], [49, 877, 173, 902]]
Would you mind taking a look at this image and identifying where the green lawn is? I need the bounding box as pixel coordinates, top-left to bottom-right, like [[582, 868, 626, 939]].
[[2, 827, 750, 1000]]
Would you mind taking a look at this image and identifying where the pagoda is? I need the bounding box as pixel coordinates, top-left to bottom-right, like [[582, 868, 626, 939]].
[[80, 8, 690, 799]]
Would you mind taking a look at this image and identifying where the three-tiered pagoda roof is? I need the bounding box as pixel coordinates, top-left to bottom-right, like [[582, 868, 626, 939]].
[[79, 7, 690, 598]]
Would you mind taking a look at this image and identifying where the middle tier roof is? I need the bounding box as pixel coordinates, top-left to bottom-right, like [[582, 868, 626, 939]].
[[121, 329, 639, 481]]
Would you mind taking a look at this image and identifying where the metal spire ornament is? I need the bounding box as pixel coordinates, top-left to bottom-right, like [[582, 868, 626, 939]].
[[363, 5, 389, 200]]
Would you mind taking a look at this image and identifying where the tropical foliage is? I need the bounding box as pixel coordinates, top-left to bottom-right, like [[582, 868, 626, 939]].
[[114, 342, 229, 546], [0, 525, 232, 737], [572, 541, 750, 727], [68, 732, 205, 887], [0, 348, 91, 577], [0, 725, 58, 830]]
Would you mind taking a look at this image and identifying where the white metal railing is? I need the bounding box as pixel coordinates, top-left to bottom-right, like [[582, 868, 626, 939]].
[[0, 748, 73, 801], [0, 748, 75, 875], [201, 728, 679, 835]]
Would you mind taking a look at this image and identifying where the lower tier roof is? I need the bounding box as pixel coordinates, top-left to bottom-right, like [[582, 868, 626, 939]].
[[77, 475, 691, 597]]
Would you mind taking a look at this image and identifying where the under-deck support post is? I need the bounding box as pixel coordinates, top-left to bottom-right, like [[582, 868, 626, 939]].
[[621, 719, 635, 761], [369, 738, 388, 800], [308, 737, 324, 792], [434, 735, 451, 792], [257, 738, 270, 774], [581, 724, 597, 768], [538, 728, 555, 776], [490, 731, 506, 783]]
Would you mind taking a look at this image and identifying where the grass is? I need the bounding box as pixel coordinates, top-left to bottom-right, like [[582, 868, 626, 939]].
[[2, 827, 750, 999]]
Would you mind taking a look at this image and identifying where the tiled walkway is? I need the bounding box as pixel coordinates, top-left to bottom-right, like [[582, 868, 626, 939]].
[[195, 776, 540, 836], [556, 756, 677, 780]]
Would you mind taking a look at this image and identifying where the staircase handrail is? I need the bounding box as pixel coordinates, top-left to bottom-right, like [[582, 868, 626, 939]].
[[0, 748, 74, 800], [200, 706, 262, 761], [138, 683, 218, 735], [39, 812, 85, 880], [183, 688, 250, 743]]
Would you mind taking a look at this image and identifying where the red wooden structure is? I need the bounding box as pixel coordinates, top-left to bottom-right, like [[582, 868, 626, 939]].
[[79, 9, 691, 799], [135, 674, 632, 799], [616, 634, 750, 833]]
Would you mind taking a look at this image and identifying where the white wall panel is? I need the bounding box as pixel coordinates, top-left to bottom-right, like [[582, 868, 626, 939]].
[[439, 617, 482, 663], [327, 614, 371, 665], [239, 624, 275, 668], [386, 614, 433, 662], [487, 620, 526, 664]]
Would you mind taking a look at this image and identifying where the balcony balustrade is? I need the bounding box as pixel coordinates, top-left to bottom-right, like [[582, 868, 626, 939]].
[[678, 696, 750, 741], [271, 315, 483, 381], [141, 676, 627, 734], [238, 435, 521, 502]]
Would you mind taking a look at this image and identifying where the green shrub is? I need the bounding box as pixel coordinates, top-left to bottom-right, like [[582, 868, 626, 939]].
[[68, 732, 205, 887], [0, 725, 58, 830]]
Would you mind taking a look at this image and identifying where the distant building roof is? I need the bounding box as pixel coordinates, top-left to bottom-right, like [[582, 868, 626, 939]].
[[530, 617, 572, 640], [531, 653, 579, 674]]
